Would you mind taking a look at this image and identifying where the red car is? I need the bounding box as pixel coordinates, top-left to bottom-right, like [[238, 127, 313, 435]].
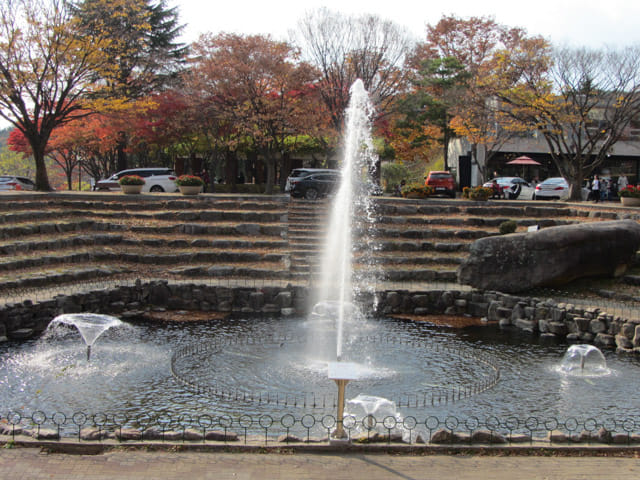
[[425, 171, 456, 198]]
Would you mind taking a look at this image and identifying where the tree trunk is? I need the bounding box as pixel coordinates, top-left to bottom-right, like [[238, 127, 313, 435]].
[[264, 153, 276, 195], [31, 141, 53, 191]]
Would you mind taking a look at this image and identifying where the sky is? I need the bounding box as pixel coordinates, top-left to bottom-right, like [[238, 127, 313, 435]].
[[174, 0, 640, 49]]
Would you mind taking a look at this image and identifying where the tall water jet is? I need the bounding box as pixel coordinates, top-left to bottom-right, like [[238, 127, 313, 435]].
[[314, 79, 379, 362], [48, 313, 124, 360]]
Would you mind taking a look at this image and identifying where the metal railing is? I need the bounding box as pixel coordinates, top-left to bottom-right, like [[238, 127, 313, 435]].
[[2, 411, 639, 446]]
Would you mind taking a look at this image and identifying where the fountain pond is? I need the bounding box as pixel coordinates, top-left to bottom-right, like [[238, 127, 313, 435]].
[[2, 312, 640, 436]]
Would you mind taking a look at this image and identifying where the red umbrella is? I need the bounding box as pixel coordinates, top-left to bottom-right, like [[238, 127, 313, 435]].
[[506, 156, 541, 166]]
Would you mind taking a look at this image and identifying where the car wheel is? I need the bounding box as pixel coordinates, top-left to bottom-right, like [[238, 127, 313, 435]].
[[304, 188, 319, 200], [150, 185, 164, 192]]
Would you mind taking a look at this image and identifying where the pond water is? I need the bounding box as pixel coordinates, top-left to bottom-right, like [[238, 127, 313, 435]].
[[1, 315, 639, 430]]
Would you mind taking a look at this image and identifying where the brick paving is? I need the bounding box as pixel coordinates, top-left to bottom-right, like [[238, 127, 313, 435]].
[[1, 448, 639, 479]]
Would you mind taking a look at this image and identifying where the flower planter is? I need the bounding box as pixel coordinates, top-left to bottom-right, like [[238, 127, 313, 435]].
[[178, 185, 202, 196], [621, 196, 640, 207], [121, 185, 143, 194]]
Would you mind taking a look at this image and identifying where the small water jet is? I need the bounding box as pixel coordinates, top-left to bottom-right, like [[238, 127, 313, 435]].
[[558, 344, 610, 376], [48, 313, 124, 361]]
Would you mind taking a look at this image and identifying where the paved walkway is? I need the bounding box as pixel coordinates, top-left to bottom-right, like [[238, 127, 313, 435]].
[[1, 448, 639, 479]]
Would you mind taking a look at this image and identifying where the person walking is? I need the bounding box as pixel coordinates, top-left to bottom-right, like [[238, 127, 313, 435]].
[[591, 175, 600, 203]]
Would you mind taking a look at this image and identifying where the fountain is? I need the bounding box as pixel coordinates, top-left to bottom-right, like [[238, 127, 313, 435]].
[[558, 344, 610, 376], [47, 313, 124, 361]]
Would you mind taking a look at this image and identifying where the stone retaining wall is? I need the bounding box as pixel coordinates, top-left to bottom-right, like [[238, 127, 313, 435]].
[[1, 281, 639, 353]]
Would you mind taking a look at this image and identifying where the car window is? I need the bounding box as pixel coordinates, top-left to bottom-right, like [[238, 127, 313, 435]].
[[430, 173, 452, 179]]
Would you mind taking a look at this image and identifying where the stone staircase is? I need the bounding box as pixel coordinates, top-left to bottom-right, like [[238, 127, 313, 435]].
[[0, 192, 639, 300]]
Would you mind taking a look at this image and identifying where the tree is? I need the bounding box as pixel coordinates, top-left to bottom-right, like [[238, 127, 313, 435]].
[[72, 0, 187, 170], [397, 56, 469, 169], [0, 0, 112, 190], [410, 15, 547, 173], [295, 8, 413, 133], [496, 45, 640, 200], [188, 33, 326, 194]]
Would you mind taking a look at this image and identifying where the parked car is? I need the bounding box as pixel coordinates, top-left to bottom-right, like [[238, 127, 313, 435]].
[[0, 175, 36, 191], [95, 168, 179, 193], [532, 177, 590, 201], [289, 171, 341, 200], [482, 177, 533, 200], [284, 168, 336, 193], [425, 171, 456, 198]]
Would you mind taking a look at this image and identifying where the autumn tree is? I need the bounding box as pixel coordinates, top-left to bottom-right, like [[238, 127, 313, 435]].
[[72, 0, 187, 170], [410, 15, 548, 175], [496, 45, 640, 200], [0, 0, 113, 190], [187, 33, 325, 194], [295, 8, 413, 134]]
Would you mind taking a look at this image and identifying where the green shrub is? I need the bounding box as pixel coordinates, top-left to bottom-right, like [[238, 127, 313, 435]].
[[499, 220, 517, 235]]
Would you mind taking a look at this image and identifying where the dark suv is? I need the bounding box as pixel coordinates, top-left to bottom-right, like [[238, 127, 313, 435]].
[[289, 171, 341, 200], [425, 171, 456, 198]]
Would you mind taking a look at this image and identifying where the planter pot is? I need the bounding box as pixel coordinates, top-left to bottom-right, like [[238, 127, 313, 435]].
[[621, 196, 640, 206], [121, 185, 143, 194], [178, 185, 202, 196]]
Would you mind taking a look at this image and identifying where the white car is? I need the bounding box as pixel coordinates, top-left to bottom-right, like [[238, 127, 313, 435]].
[[95, 168, 179, 193], [533, 177, 589, 200], [0, 175, 36, 191]]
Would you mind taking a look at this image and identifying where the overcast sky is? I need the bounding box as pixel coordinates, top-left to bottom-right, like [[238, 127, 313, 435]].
[[174, 0, 640, 48]]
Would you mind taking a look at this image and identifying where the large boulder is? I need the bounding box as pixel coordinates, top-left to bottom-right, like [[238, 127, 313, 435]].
[[457, 220, 640, 293]]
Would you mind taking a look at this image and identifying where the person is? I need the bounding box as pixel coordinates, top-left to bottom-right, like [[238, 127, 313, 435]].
[[591, 174, 600, 203], [491, 179, 503, 199], [199, 170, 210, 192], [618, 174, 629, 192], [395, 179, 406, 197]]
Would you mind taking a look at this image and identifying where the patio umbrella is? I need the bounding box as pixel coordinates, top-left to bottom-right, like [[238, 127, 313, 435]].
[[506, 156, 541, 166], [506, 156, 541, 179]]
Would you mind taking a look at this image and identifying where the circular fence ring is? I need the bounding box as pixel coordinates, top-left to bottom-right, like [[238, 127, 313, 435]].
[[622, 418, 635, 433], [544, 418, 558, 432], [197, 414, 214, 429], [403, 416, 417, 431], [281, 414, 296, 429], [8, 412, 22, 426], [177, 413, 193, 428], [321, 415, 336, 430], [301, 414, 316, 429], [465, 416, 480, 431], [445, 416, 459, 431], [113, 413, 129, 428], [258, 415, 273, 429], [92, 413, 108, 428], [72, 412, 88, 428], [156, 413, 172, 428], [343, 415, 356, 430], [52, 412, 67, 428], [136, 413, 155, 430], [218, 415, 233, 429], [504, 417, 520, 432], [383, 416, 397, 430], [564, 417, 579, 433], [238, 415, 253, 429], [584, 418, 598, 433], [31, 411, 47, 426], [486, 416, 501, 431], [524, 417, 539, 431], [425, 416, 440, 431], [364, 414, 377, 431]]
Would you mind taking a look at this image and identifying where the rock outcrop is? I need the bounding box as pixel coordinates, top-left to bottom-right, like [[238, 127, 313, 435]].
[[457, 220, 640, 293]]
